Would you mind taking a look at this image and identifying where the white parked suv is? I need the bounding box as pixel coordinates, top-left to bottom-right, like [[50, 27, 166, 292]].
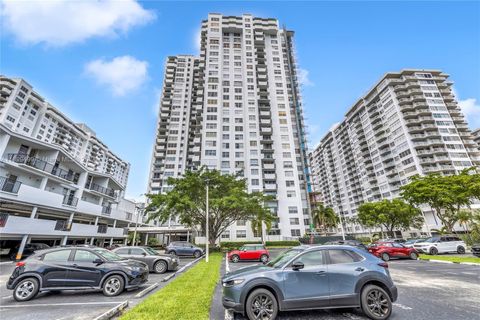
[[413, 236, 466, 255]]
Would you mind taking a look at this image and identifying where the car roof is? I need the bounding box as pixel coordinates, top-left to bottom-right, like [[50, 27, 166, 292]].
[[293, 244, 363, 251], [244, 244, 263, 246]]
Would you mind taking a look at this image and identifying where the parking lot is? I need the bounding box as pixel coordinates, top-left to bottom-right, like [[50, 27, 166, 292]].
[[211, 249, 480, 320], [0, 255, 198, 320]]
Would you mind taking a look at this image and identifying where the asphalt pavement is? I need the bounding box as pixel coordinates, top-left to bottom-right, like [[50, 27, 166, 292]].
[[211, 249, 480, 320], [0, 255, 198, 320]]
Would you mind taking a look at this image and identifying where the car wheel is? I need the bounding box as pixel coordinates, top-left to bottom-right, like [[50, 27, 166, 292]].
[[245, 288, 278, 320], [194, 250, 202, 258], [154, 260, 168, 274], [381, 253, 390, 262], [429, 247, 438, 255], [457, 246, 465, 254], [168, 250, 177, 256], [102, 275, 125, 297], [13, 277, 39, 302], [260, 254, 269, 263], [231, 254, 240, 263], [361, 284, 392, 320], [409, 252, 418, 260]]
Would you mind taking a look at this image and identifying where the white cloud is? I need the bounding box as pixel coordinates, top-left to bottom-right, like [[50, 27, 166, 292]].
[[458, 98, 480, 129], [84, 56, 148, 96], [1, 0, 155, 46], [193, 28, 202, 54], [297, 68, 314, 86]]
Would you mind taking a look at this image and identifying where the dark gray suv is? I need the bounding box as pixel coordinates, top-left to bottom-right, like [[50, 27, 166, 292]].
[[222, 245, 397, 320], [166, 241, 204, 258]]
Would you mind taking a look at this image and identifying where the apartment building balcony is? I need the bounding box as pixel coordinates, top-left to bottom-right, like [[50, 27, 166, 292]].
[[263, 163, 275, 170], [0, 215, 125, 238], [0, 176, 22, 194], [62, 195, 78, 207], [84, 181, 116, 198], [7, 153, 79, 184]]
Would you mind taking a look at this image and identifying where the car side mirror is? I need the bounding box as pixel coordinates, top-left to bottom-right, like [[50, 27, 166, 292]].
[[292, 261, 304, 271], [93, 258, 104, 265], [191, 246, 194, 248], [142, 252, 147, 256]]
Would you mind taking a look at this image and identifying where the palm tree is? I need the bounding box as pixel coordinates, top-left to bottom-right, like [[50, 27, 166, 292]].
[[457, 210, 472, 234], [311, 204, 339, 235], [251, 212, 273, 244]]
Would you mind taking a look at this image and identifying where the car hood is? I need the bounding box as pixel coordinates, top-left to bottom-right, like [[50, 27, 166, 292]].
[[223, 264, 272, 281]]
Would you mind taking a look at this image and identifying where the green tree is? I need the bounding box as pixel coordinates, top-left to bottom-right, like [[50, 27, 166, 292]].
[[357, 199, 423, 237], [311, 204, 339, 235], [400, 169, 480, 233], [146, 168, 274, 246]]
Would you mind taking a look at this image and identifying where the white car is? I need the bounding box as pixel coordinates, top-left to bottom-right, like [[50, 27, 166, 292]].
[[413, 236, 466, 255]]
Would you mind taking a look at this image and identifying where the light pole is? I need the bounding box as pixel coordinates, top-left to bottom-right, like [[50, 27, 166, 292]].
[[338, 213, 346, 241], [132, 194, 145, 246], [205, 182, 209, 263]]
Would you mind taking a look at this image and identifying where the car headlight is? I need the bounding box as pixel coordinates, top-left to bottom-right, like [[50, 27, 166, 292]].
[[127, 266, 145, 272], [223, 279, 245, 287]]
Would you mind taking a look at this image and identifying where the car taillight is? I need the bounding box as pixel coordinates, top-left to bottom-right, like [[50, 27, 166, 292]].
[[378, 262, 389, 268], [16, 261, 26, 267]]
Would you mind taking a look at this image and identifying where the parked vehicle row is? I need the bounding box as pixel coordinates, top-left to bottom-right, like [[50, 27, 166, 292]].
[[7, 246, 149, 301], [413, 236, 466, 255]]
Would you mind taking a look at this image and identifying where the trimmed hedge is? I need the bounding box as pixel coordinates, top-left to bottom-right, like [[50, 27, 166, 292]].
[[298, 235, 355, 244], [220, 240, 300, 250]]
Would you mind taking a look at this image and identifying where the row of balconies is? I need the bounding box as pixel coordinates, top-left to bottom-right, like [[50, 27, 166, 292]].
[[1, 214, 128, 238]]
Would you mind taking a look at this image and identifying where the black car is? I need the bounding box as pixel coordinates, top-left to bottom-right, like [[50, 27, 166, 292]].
[[325, 239, 369, 251], [9, 243, 50, 261], [472, 243, 480, 257], [7, 246, 149, 301]]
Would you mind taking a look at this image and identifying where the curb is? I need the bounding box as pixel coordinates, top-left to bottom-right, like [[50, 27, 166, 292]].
[[419, 258, 480, 266], [93, 300, 128, 320], [134, 282, 159, 298], [161, 255, 204, 282]]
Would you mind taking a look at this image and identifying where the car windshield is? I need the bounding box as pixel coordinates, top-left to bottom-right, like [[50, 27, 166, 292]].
[[93, 248, 125, 261], [266, 249, 302, 268], [144, 247, 159, 255]]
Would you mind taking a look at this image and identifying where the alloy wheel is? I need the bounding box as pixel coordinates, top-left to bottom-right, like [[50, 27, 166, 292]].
[[105, 277, 121, 295], [15, 280, 35, 299], [155, 261, 167, 273], [250, 293, 274, 320], [366, 289, 390, 318], [260, 255, 268, 263], [232, 255, 239, 263]]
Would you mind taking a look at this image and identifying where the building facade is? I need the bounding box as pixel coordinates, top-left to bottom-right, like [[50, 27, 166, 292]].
[[309, 69, 480, 237], [473, 128, 480, 150], [0, 76, 142, 257], [148, 14, 311, 241]]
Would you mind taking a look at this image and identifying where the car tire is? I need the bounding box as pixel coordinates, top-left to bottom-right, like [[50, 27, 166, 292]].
[[361, 284, 392, 320], [429, 247, 438, 255], [168, 250, 177, 256], [102, 275, 125, 297], [231, 254, 240, 263], [260, 254, 269, 263], [13, 277, 39, 302], [194, 250, 202, 258], [245, 288, 278, 320], [409, 252, 418, 260], [381, 253, 390, 261], [457, 246, 465, 254], [154, 260, 168, 274]]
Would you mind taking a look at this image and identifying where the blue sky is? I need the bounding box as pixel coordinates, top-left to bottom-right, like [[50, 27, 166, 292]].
[[1, 0, 479, 200]]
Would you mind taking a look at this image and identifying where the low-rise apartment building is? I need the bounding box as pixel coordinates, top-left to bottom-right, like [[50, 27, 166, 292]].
[[0, 76, 143, 258]]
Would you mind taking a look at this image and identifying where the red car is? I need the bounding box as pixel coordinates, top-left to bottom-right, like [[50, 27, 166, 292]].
[[368, 241, 419, 261], [228, 244, 269, 263]]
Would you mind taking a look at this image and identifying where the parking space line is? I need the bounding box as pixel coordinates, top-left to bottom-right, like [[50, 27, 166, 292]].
[[225, 252, 230, 273], [0, 301, 124, 308], [0, 261, 13, 265], [224, 309, 234, 320], [393, 303, 413, 310]]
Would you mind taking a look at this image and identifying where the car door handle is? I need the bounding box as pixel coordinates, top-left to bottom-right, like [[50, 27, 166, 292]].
[[355, 267, 365, 272], [316, 271, 326, 276]]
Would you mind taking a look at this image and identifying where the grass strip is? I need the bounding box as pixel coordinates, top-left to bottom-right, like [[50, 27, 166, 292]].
[[419, 254, 480, 264], [121, 253, 222, 320]]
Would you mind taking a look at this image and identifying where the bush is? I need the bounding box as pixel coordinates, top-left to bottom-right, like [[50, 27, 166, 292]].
[[299, 235, 355, 244], [355, 237, 373, 244]]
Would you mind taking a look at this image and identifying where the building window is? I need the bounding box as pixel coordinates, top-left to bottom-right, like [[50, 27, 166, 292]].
[[236, 230, 247, 238], [291, 229, 301, 237], [288, 206, 298, 214]]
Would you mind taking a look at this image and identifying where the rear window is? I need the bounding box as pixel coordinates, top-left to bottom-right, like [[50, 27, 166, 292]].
[[328, 249, 363, 264], [43, 250, 71, 262], [115, 248, 129, 254]]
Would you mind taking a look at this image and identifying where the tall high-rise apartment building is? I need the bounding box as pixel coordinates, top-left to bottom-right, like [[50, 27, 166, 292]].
[[309, 70, 480, 237], [473, 128, 480, 150], [0, 76, 141, 252], [148, 14, 311, 241]]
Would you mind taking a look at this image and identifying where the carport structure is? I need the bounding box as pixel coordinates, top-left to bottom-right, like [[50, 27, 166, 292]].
[[129, 225, 196, 246]]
